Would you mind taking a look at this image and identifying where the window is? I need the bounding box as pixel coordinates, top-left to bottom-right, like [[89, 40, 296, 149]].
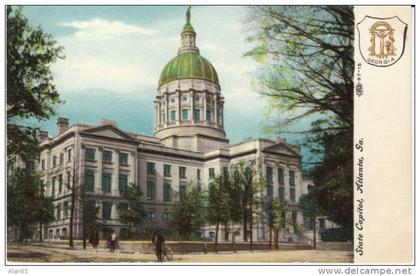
[[193, 108, 200, 120], [53, 156, 57, 167], [118, 202, 128, 211], [197, 169, 201, 181], [60, 153, 64, 165], [51, 178, 56, 197], [170, 97, 176, 104], [267, 184, 273, 198], [147, 212, 156, 220], [102, 201, 112, 220], [182, 96, 188, 103], [179, 184, 187, 196], [26, 161, 35, 171], [289, 170, 295, 186], [162, 212, 170, 221], [278, 186, 285, 201], [103, 150, 113, 164], [182, 109, 189, 120], [290, 186, 296, 203], [85, 170, 95, 192], [66, 172, 71, 191], [67, 149, 72, 162], [58, 174, 63, 194], [266, 167, 273, 184], [209, 168, 215, 179], [278, 168, 284, 185], [147, 162, 156, 175], [194, 96, 200, 103], [163, 182, 172, 202], [179, 166, 186, 178], [102, 172, 112, 193], [170, 110, 176, 121], [119, 152, 128, 165], [164, 164, 171, 177], [41, 159, 45, 171], [206, 110, 212, 122], [56, 203, 61, 220], [118, 174, 128, 194], [85, 148, 96, 161], [222, 166, 229, 176], [63, 202, 69, 218], [147, 180, 156, 200]]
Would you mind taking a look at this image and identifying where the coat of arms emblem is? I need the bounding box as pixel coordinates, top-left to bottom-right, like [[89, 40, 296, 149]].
[[357, 16, 407, 67]]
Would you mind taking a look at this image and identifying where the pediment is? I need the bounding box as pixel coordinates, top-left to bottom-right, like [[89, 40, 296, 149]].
[[82, 125, 135, 142], [263, 143, 299, 157]]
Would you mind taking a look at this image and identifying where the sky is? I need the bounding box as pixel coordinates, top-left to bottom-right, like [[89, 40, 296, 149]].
[[20, 6, 270, 143]]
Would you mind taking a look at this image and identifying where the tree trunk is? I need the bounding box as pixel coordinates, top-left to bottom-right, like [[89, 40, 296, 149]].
[[224, 221, 229, 242], [269, 226, 272, 250], [82, 185, 86, 249], [215, 217, 220, 254], [69, 184, 75, 248], [249, 205, 253, 252], [39, 223, 43, 242], [128, 222, 132, 240], [275, 229, 279, 250], [313, 216, 317, 249], [243, 208, 247, 242]]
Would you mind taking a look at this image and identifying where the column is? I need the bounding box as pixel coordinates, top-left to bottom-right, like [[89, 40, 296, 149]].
[[220, 101, 224, 127], [284, 167, 290, 201], [213, 94, 218, 126], [203, 91, 207, 123], [130, 151, 136, 185], [190, 90, 194, 123], [158, 100, 161, 126], [113, 149, 119, 196], [111, 202, 118, 220], [165, 93, 169, 125], [177, 90, 181, 124], [96, 147, 103, 193]]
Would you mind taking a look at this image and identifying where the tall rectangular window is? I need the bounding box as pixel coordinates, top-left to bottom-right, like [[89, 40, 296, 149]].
[[193, 109, 200, 120], [51, 178, 56, 197], [179, 184, 187, 196], [118, 174, 128, 194], [85, 170, 95, 192], [102, 172, 112, 193], [164, 164, 171, 177], [162, 212, 170, 221], [103, 150, 113, 164], [278, 186, 285, 201], [85, 148, 96, 161], [163, 182, 172, 202], [289, 170, 295, 186], [60, 153, 64, 165], [267, 184, 273, 198], [63, 201, 69, 218], [147, 180, 156, 200], [67, 149, 72, 162], [58, 174, 63, 194], [209, 168, 215, 179], [102, 201, 112, 220], [182, 109, 189, 120], [56, 203, 61, 220], [53, 156, 57, 167], [179, 166, 186, 178], [147, 212, 156, 220], [278, 168, 284, 185], [266, 167, 273, 184], [67, 172, 71, 191], [147, 162, 156, 175], [41, 159, 45, 171], [170, 110, 176, 121], [290, 187, 296, 203], [119, 152, 128, 165], [206, 110, 212, 121], [197, 169, 201, 181]]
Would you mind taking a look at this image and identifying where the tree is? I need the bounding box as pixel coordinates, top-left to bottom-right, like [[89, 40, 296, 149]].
[[7, 6, 63, 160], [245, 6, 353, 237], [208, 173, 230, 253], [171, 183, 207, 240], [227, 169, 244, 252], [117, 182, 146, 239], [7, 169, 54, 241], [299, 187, 320, 249], [270, 198, 288, 250]]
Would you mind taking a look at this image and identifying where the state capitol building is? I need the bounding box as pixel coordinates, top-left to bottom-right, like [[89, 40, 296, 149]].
[[23, 10, 317, 242]]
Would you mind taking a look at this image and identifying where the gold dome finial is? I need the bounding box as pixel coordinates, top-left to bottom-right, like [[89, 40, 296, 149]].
[[186, 6, 191, 23]]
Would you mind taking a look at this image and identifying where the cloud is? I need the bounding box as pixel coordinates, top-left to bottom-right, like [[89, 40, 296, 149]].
[[59, 18, 157, 39]]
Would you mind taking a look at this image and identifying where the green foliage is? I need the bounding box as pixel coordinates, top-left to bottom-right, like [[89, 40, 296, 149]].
[[117, 182, 146, 239], [299, 187, 318, 218], [321, 227, 352, 242], [7, 169, 54, 240], [7, 6, 63, 159], [208, 173, 231, 226], [171, 182, 207, 240], [245, 6, 353, 238]]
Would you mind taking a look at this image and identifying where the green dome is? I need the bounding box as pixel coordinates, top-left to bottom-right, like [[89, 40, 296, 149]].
[[159, 52, 219, 86], [183, 22, 195, 33]]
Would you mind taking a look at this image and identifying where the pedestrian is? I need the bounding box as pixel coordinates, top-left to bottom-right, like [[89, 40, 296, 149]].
[[151, 229, 165, 261], [108, 230, 118, 252], [89, 226, 99, 249]]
